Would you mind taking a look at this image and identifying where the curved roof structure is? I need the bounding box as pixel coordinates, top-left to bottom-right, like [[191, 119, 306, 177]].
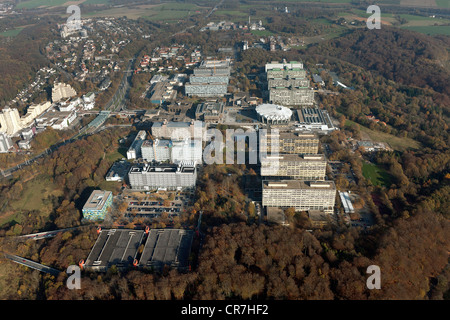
[[256, 103, 292, 122]]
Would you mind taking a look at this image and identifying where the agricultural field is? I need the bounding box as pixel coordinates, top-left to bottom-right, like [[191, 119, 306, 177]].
[[83, 2, 208, 21], [401, 25, 450, 36], [16, 0, 70, 9]]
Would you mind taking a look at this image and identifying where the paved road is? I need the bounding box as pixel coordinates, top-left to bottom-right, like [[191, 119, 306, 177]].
[[3, 253, 61, 276], [14, 227, 82, 241], [206, 0, 224, 18]]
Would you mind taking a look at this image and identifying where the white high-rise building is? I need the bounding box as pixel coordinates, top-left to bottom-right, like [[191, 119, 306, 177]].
[[0, 108, 22, 136], [0, 132, 13, 153], [52, 83, 77, 103], [21, 102, 52, 127]]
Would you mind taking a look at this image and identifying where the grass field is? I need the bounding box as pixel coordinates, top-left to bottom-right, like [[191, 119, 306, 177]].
[[345, 119, 421, 152], [83, 2, 207, 21], [401, 25, 450, 36], [0, 175, 63, 226], [0, 27, 25, 37], [435, 0, 450, 8], [16, 0, 69, 9], [362, 162, 393, 187]]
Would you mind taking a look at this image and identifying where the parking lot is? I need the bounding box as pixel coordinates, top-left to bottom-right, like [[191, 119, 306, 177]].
[[124, 191, 195, 219]]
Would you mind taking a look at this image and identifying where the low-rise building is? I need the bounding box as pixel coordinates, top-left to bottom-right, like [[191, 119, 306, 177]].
[[82, 190, 113, 221], [195, 101, 225, 123], [151, 120, 206, 141]]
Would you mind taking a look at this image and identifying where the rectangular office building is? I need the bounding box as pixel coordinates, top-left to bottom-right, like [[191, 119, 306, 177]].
[[128, 162, 197, 190], [266, 61, 314, 106], [261, 154, 326, 180], [262, 180, 336, 214], [261, 132, 319, 155]]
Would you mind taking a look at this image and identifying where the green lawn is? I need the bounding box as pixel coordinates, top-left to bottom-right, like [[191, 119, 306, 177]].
[[83, 0, 110, 4], [0, 175, 63, 226], [362, 162, 393, 187], [435, 0, 450, 8], [401, 25, 450, 36], [0, 27, 25, 37]]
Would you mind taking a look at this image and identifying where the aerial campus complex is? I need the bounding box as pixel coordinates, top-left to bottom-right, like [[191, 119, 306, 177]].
[[0, 0, 447, 305], [0, 11, 362, 282], [70, 53, 347, 272]]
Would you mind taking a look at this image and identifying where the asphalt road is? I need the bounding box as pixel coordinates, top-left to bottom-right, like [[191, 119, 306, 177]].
[[3, 253, 61, 276]]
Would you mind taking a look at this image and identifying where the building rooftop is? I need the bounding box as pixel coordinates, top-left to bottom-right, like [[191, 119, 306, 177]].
[[256, 103, 292, 121], [82, 190, 113, 211], [129, 162, 196, 174], [85, 229, 145, 271], [262, 154, 326, 162], [263, 180, 335, 190], [138, 229, 194, 271]]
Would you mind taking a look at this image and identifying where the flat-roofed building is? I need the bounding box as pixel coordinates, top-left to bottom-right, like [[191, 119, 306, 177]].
[[261, 154, 326, 180], [149, 81, 177, 104], [261, 132, 319, 155], [151, 120, 206, 141], [82, 190, 113, 221], [195, 101, 225, 123], [262, 180, 336, 214], [266, 61, 314, 106], [295, 108, 336, 133], [126, 130, 147, 160], [308, 210, 331, 228], [194, 60, 231, 76], [185, 82, 228, 97], [84, 229, 145, 272], [171, 138, 203, 164], [185, 60, 230, 97], [128, 162, 197, 190], [105, 160, 131, 182], [138, 229, 194, 272], [141, 139, 172, 162], [0, 132, 13, 153], [269, 88, 314, 106]]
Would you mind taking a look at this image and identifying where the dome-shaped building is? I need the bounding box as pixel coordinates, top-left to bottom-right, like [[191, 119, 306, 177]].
[[256, 103, 292, 124]]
